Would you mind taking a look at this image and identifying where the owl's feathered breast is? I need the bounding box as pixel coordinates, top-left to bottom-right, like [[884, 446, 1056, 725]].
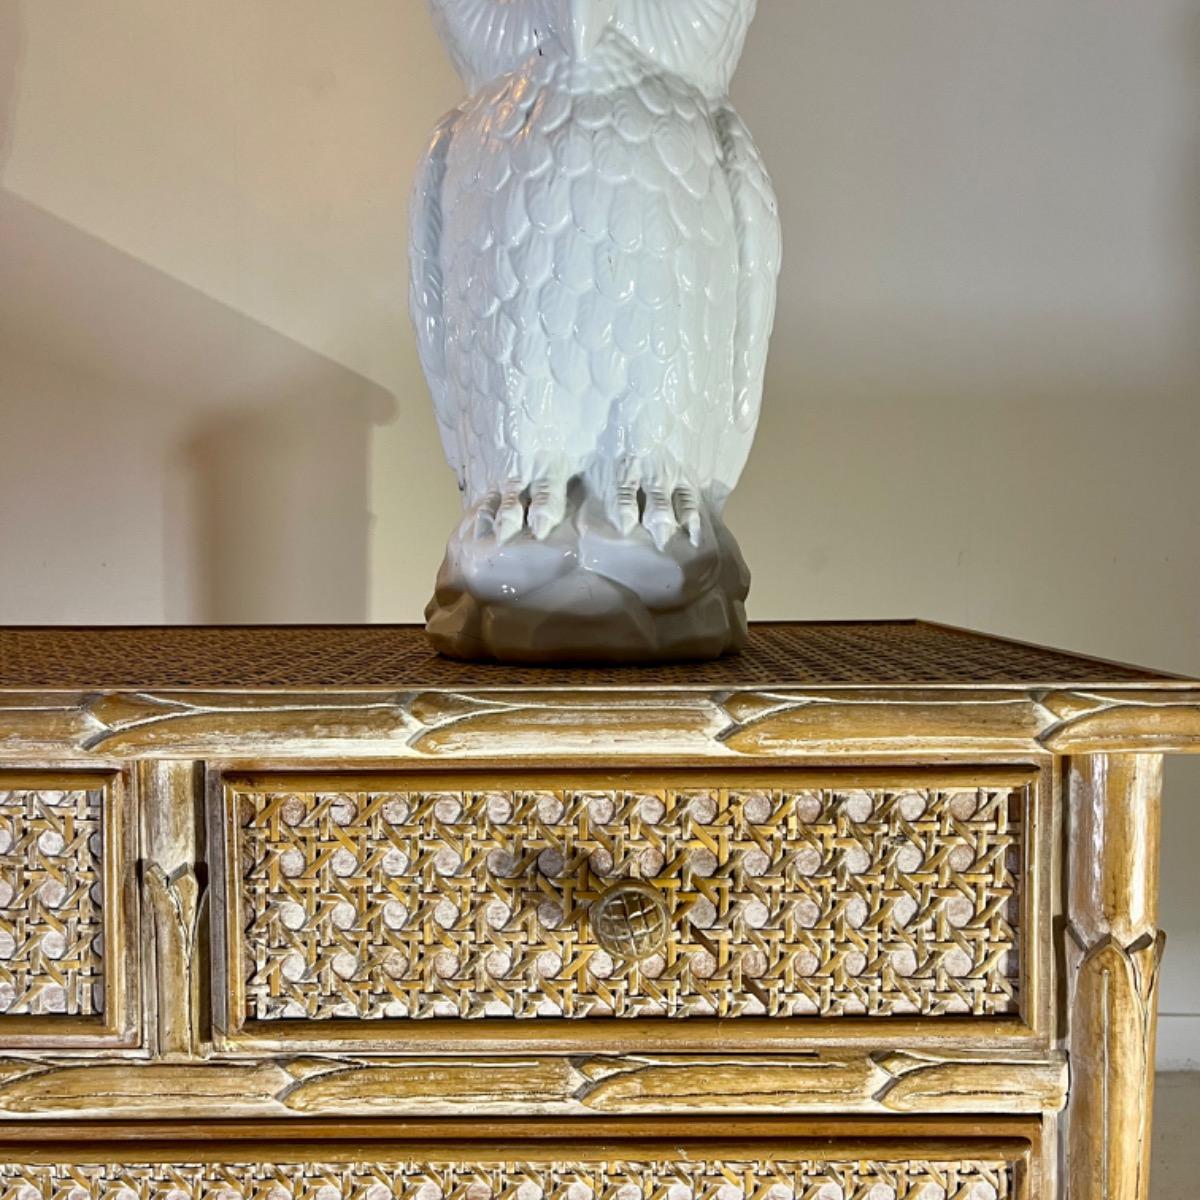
[[438, 40, 740, 500]]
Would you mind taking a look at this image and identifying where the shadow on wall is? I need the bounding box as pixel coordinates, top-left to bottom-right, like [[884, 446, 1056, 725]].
[[180, 387, 388, 624], [0, 190, 395, 623], [0, 1, 23, 179]]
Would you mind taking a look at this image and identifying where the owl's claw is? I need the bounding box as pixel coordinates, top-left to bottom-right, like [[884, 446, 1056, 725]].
[[607, 459, 703, 548], [673, 486, 702, 545], [613, 483, 641, 537], [473, 492, 502, 539], [479, 472, 568, 544], [494, 480, 527, 543], [613, 458, 644, 537], [528, 478, 567, 541], [644, 485, 676, 551]]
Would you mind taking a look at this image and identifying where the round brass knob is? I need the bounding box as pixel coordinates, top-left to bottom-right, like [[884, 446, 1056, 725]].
[[591, 880, 670, 960]]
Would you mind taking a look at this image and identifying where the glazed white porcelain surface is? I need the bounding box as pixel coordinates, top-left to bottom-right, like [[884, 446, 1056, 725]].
[[411, 0, 780, 661]]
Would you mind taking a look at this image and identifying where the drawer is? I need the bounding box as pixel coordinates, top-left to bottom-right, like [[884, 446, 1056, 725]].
[[211, 766, 1051, 1051], [0, 1123, 1041, 1200], [0, 770, 138, 1048]]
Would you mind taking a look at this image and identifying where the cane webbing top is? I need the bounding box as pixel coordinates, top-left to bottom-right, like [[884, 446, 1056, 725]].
[[0, 621, 1184, 691]]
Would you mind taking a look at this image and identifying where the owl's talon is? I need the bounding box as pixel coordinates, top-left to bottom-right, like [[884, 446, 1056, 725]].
[[614, 485, 641, 536], [480, 472, 568, 543], [611, 460, 643, 535], [473, 492, 502, 539], [644, 487, 677, 550], [528, 478, 567, 541], [673, 486, 702, 546], [603, 458, 704, 547], [494, 482, 527, 543]]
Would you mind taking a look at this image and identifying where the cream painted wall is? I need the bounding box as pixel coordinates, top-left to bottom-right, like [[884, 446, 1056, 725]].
[[0, 0, 1197, 1064]]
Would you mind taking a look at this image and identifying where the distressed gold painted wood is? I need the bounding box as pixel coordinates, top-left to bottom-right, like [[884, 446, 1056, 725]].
[[140, 761, 204, 1059], [0, 624, 1191, 1200], [3, 685, 1200, 762], [0, 1049, 1068, 1119], [1066, 755, 1164, 1200], [0, 1112, 1048, 1138]]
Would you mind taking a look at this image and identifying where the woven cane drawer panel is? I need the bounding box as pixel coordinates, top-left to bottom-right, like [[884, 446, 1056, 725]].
[[216, 768, 1036, 1040], [0, 1149, 1022, 1200], [0, 772, 135, 1046]]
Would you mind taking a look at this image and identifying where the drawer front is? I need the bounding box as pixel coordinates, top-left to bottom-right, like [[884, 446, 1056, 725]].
[[0, 1137, 1032, 1200], [0, 771, 137, 1046], [214, 767, 1047, 1048]]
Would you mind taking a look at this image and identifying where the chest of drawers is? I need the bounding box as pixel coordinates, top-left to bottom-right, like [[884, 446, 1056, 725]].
[[1, 622, 1196, 1200]]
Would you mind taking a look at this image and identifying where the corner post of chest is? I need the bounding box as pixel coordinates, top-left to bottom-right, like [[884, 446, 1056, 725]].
[[1063, 753, 1165, 1200]]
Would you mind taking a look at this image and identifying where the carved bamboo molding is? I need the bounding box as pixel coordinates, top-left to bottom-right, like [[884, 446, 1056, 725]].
[[0, 1049, 1067, 1120], [2, 684, 1200, 761]]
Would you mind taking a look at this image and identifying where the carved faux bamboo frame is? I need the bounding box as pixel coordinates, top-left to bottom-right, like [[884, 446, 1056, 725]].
[[2, 683, 1200, 764]]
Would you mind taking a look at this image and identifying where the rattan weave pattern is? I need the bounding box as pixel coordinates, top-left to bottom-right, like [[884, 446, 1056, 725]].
[[232, 779, 1023, 1022], [0, 622, 1171, 690], [0, 789, 104, 1018], [0, 1158, 1015, 1200]]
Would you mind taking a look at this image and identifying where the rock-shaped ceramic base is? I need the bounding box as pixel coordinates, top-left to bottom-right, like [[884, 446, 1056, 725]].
[[426, 494, 749, 664]]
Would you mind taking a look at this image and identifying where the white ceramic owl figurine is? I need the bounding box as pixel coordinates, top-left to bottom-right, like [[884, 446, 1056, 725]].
[[412, 0, 781, 662]]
